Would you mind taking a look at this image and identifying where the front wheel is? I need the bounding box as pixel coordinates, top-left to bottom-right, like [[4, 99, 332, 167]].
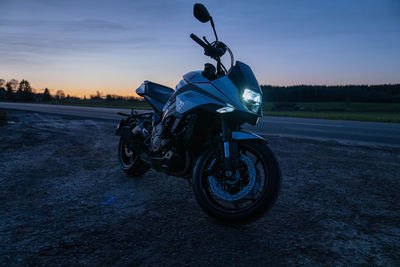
[[192, 140, 281, 225]]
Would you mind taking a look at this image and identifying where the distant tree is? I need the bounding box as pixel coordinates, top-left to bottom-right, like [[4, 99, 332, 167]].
[[17, 79, 34, 101], [55, 90, 65, 100], [5, 82, 14, 100], [7, 79, 18, 94], [42, 88, 52, 101], [260, 84, 400, 103], [90, 90, 104, 100], [18, 79, 31, 92], [0, 79, 5, 100], [0, 88, 5, 100]]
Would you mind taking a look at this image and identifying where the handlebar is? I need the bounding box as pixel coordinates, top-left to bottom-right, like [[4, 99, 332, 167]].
[[190, 33, 233, 72], [190, 33, 207, 49], [191, 33, 226, 58]]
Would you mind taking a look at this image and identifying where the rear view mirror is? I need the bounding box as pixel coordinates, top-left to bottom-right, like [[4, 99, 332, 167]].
[[194, 3, 211, 23]]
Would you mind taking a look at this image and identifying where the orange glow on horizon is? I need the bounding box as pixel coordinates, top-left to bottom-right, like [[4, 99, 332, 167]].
[[29, 81, 177, 98], [32, 86, 138, 98]]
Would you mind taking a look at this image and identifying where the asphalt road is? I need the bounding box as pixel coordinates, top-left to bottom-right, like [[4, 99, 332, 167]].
[[1, 102, 399, 147]]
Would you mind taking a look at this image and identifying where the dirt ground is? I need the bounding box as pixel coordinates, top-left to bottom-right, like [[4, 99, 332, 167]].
[[0, 110, 399, 266]]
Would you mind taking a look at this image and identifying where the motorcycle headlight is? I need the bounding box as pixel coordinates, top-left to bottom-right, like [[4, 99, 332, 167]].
[[242, 89, 261, 113]]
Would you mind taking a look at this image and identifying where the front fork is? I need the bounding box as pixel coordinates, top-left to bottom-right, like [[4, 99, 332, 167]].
[[221, 116, 240, 178]]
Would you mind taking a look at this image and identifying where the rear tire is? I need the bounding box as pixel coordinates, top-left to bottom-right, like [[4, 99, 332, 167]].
[[118, 137, 150, 177], [192, 140, 281, 226]]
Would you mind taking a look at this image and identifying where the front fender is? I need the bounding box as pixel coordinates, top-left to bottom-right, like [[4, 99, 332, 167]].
[[231, 131, 267, 143]]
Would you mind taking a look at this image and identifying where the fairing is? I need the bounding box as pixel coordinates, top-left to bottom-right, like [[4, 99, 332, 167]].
[[168, 61, 261, 125]]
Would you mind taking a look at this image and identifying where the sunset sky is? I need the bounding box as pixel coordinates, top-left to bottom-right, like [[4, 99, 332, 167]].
[[0, 0, 399, 97]]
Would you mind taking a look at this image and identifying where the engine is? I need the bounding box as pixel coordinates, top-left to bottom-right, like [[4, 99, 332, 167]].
[[150, 122, 169, 154], [131, 113, 198, 158]]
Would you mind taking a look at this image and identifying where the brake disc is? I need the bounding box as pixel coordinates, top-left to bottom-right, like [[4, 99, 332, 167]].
[[208, 154, 256, 201]]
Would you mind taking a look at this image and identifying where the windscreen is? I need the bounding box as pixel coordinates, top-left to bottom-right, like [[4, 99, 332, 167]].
[[227, 61, 261, 94]]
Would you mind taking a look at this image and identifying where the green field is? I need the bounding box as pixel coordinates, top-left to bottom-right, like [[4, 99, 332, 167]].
[[261, 102, 400, 123], [262, 102, 400, 112], [262, 111, 399, 123], [7, 100, 399, 123], [61, 101, 400, 123]]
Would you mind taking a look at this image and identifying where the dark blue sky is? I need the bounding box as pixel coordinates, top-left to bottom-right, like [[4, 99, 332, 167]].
[[0, 0, 399, 96]]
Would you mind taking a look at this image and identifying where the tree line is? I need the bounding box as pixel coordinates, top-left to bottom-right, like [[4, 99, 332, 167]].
[[1, 78, 399, 103], [0, 79, 142, 103], [261, 84, 400, 103]]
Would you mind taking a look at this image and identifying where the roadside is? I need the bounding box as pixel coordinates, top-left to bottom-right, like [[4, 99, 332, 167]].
[[0, 110, 399, 265], [262, 102, 400, 123], [2, 101, 399, 123], [263, 110, 399, 123], [2, 103, 400, 147]]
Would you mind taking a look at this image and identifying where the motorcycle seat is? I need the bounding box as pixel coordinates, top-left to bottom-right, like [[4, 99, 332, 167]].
[[137, 81, 174, 103], [136, 81, 174, 113]]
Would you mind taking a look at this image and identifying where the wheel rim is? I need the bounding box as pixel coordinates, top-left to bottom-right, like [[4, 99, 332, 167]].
[[120, 141, 135, 168], [201, 143, 269, 212], [208, 153, 256, 201]]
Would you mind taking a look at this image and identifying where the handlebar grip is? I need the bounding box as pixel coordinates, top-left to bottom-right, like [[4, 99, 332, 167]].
[[190, 33, 207, 49]]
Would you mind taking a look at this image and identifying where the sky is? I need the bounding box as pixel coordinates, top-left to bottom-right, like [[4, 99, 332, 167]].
[[0, 0, 399, 97]]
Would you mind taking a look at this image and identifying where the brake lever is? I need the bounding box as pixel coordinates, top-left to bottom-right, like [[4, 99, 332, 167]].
[[203, 36, 211, 45]]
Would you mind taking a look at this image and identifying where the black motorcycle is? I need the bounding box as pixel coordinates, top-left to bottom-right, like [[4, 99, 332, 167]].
[[116, 3, 281, 225]]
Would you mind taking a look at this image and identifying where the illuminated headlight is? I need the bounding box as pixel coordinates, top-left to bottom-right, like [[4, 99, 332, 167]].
[[242, 89, 261, 113]]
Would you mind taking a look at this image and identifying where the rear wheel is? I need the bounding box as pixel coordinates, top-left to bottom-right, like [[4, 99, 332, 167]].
[[118, 137, 149, 177], [192, 140, 281, 225]]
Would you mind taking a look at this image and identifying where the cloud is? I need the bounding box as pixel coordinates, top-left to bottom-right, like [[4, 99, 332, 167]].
[[0, 19, 128, 32], [0, 18, 155, 63]]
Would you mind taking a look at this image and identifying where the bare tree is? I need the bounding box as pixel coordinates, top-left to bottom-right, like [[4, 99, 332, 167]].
[[90, 90, 104, 100], [8, 79, 18, 93], [55, 90, 65, 100]]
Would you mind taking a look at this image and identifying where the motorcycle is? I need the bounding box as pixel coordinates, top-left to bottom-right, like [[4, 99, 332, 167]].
[[116, 3, 281, 225]]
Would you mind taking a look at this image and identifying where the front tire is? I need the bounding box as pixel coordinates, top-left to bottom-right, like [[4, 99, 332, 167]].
[[192, 140, 281, 225], [118, 137, 149, 177]]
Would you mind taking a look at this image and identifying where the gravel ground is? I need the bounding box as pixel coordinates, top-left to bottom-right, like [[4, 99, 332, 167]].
[[0, 110, 399, 266]]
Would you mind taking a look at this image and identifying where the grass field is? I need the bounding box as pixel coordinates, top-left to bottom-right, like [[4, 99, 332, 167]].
[[262, 102, 400, 112], [262, 111, 399, 123], [261, 102, 400, 123], [71, 101, 400, 123], [59, 101, 400, 123], [4, 100, 399, 123]]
